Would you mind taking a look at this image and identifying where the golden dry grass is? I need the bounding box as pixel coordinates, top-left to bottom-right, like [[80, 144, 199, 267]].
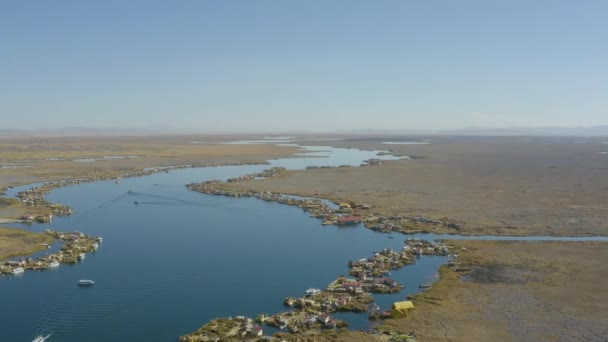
[[379, 240, 608, 341], [0, 226, 54, 260], [0, 135, 299, 188], [235, 136, 608, 236]]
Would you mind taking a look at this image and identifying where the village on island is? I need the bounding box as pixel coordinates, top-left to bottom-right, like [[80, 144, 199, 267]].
[[179, 237, 461, 342], [179, 167, 469, 341]]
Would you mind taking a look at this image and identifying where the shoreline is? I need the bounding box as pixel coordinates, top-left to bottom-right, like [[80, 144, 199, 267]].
[[1, 160, 278, 223], [186, 167, 607, 238]]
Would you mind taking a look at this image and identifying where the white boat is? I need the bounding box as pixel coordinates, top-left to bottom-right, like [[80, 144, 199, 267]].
[[78, 279, 95, 286], [32, 334, 51, 342], [49, 260, 60, 268], [12, 267, 24, 274], [304, 288, 321, 296], [78, 253, 86, 261]]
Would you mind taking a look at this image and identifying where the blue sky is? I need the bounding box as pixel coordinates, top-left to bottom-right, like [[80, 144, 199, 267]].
[[1, 1, 606, 131]]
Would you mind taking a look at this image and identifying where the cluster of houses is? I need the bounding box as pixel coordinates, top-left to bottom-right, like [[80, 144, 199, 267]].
[[0, 229, 101, 275], [284, 286, 374, 313], [226, 167, 286, 183], [179, 316, 263, 342], [404, 238, 452, 256], [266, 311, 346, 333], [348, 248, 416, 279], [16, 185, 73, 220], [19, 213, 54, 223]]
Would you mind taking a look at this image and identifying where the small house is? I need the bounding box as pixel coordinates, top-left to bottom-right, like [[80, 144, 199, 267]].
[[391, 301, 414, 318]]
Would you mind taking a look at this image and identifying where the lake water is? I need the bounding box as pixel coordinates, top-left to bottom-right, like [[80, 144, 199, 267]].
[[1, 144, 605, 341]]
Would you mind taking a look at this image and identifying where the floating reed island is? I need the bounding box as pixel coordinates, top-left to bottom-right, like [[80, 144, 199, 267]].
[[180, 239, 458, 341], [179, 316, 264, 342], [186, 167, 465, 233], [0, 229, 102, 274]]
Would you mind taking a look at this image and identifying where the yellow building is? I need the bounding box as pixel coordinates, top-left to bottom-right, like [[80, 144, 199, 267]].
[[391, 301, 414, 318]]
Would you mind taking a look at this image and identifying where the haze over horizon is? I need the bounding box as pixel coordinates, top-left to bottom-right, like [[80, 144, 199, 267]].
[[2, 1, 607, 131]]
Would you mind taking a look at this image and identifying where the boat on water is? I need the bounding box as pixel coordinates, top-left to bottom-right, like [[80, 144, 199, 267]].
[[49, 260, 60, 268], [304, 288, 321, 296], [77, 253, 86, 261], [78, 279, 95, 286], [32, 334, 51, 342], [12, 267, 24, 274]]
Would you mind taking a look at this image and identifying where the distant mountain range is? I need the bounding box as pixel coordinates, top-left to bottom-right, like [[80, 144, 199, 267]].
[[441, 126, 608, 136], [337, 126, 608, 136], [1, 126, 607, 137]]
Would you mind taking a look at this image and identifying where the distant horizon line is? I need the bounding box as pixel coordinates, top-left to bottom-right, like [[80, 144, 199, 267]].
[[1, 125, 608, 137]]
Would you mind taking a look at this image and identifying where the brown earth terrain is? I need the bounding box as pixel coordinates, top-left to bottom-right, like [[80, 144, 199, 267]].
[[233, 136, 608, 236]]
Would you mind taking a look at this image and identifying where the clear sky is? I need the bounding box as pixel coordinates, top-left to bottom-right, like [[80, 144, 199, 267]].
[[1, 1, 607, 132]]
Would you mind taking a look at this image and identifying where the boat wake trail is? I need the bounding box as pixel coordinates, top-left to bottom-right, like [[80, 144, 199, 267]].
[[128, 191, 200, 204], [75, 192, 133, 223]]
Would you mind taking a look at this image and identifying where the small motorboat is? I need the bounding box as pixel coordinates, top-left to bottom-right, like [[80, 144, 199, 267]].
[[32, 334, 51, 342], [304, 288, 321, 296], [12, 267, 24, 274], [49, 260, 60, 268], [78, 279, 95, 286]]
